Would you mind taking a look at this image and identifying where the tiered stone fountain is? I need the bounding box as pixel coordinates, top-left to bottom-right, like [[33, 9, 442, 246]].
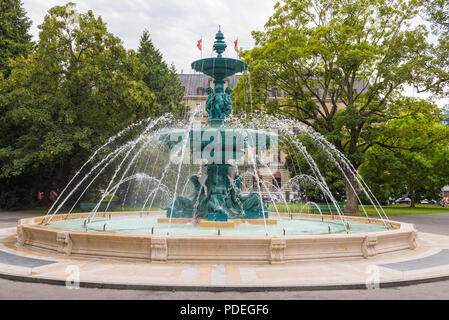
[[161, 28, 276, 227], [15, 29, 418, 264]]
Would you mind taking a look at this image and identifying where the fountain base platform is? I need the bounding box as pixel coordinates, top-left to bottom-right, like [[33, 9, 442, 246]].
[[3, 224, 448, 291]]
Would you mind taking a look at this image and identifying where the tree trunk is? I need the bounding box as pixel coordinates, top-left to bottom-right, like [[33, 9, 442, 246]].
[[409, 178, 415, 208], [344, 172, 360, 214]]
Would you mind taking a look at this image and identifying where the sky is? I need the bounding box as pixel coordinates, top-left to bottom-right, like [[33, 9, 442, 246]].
[[20, 0, 447, 108], [21, 0, 276, 73]]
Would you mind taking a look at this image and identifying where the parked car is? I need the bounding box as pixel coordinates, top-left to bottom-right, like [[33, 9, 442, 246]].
[[420, 199, 438, 205], [290, 197, 302, 203], [396, 197, 411, 204], [262, 194, 278, 203]]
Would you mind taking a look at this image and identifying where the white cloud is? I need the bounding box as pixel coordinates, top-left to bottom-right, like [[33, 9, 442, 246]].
[[22, 0, 276, 73]]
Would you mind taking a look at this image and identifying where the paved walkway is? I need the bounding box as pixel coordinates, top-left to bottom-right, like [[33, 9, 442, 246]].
[[1, 211, 449, 299], [1, 276, 448, 299], [387, 214, 449, 236], [0, 212, 42, 229]]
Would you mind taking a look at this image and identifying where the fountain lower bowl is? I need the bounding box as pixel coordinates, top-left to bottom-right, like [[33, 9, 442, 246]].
[[17, 212, 418, 264]]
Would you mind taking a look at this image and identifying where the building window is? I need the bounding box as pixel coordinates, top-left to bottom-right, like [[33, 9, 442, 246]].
[[252, 173, 263, 191], [272, 172, 282, 192], [197, 87, 205, 95], [273, 149, 281, 164]]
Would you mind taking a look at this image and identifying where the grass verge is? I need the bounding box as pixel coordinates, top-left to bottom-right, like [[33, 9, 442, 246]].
[[269, 203, 449, 216]]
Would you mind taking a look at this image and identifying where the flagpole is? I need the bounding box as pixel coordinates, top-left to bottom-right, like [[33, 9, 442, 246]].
[[200, 37, 203, 59]]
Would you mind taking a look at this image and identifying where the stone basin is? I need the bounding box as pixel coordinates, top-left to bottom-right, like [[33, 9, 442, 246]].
[[17, 212, 418, 264]]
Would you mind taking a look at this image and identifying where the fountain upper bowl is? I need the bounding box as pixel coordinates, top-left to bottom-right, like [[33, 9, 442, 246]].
[[191, 57, 248, 80]]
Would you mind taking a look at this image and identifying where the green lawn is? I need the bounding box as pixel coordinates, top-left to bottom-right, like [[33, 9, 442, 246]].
[[360, 204, 449, 216], [5, 207, 162, 215], [269, 203, 449, 216], [4, 204, 449, 217], [7, 209, 53, 214]]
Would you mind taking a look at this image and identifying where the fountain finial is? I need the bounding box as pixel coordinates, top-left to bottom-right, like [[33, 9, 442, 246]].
[[213, 27, 227, 57]]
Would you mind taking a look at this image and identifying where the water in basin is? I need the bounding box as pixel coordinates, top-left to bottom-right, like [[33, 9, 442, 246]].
[[48, 214, 388, 236]]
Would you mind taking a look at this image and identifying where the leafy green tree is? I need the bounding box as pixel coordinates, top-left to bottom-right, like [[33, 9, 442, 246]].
[[233, 0, 432, 212], [137, 30, 185, 117], [0, 0, 33, 78], [360, 99, 449, 207], [423, 0, 449, 32], [0, 3, 157, 208], [414, 0, 449, 97]]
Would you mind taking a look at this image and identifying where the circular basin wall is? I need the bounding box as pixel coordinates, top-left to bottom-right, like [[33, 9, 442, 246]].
[[17, 211, 418, 264]]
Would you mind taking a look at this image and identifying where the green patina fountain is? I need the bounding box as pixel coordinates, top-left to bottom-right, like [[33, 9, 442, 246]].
[[163, 28, 277, 222]]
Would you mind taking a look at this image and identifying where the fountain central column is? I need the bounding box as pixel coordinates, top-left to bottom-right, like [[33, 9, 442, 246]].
[[164, 28, 271, 222]]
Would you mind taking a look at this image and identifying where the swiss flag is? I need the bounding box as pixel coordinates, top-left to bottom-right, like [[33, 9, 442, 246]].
[[197, 39, 202, 51]]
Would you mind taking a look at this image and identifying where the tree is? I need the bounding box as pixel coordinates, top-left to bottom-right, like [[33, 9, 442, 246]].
[[414, 0, 449, 97], [232, 0, 431, 212], [0, 3, 157, 208], [137, 30, 185, 117], [422, 0, 449, 32], [0, 0, 33, 78], [360, 98, 449, 207]]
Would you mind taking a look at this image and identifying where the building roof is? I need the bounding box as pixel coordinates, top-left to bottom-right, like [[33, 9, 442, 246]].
[[178, 74, 242, 96], [178, 73, 368, 98]]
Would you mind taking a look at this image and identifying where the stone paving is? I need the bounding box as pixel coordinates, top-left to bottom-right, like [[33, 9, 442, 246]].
[[1, 224, 449, 290]]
